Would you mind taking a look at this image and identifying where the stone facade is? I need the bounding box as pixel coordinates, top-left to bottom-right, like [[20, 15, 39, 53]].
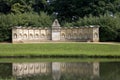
[[12, 19, 99, 43]]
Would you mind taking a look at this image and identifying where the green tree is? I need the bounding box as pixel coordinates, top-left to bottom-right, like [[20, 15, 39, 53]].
[[0, 12, 53, 42], [50, 0, 120, 22], [0, 0, 48, 14], [0, 0, 11, 14], [33, 0, 48, 13]]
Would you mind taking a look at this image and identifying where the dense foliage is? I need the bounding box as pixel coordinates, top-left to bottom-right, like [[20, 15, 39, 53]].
[[0, 12, 53, 41], [64, 14, 120, 41], [0, 0, 120, 42], [51, 0, 120, 22], [0, 63, 12, 78]]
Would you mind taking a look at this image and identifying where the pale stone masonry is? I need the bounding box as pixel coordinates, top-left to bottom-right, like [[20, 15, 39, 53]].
[[12, 19, 99, 43]]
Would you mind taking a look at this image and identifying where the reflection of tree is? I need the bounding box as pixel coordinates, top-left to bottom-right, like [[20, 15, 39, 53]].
[[100, 62, 120, 80], [0, 63, 12, 78], [17, 74, 53, 80]]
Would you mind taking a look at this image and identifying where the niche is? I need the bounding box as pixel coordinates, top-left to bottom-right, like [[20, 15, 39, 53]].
[[14, 33, 17, 39]]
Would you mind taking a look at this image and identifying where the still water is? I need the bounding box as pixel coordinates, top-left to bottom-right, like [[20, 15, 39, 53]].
[[0, 61, 120, 80]]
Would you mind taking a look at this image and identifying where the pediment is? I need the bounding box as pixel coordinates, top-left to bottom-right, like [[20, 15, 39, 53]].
[[52, 19, 60, 27]]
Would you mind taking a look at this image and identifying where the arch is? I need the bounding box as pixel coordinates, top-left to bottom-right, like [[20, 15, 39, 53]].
[[23, 34, 27, 39], [61, 64, 65, 68], [14, 66, 17, 71], [36, 64, 39, 69], [41, 34, 45, 38], [24, 65, 27, 70], [68, 33, 72, 39], [67, 64, 71, 70], [41, 64, 45, 69], [30, 65, 33, 69], [19, 34, 22, 38], [13, 33, 17, 39], [19, 65, 22, 71], [73, 33, 77, 39], [61, 33, 65, 38], [94, 32, 98, 38], [84, 33, 88, 39], [79, 33, 82, 39], [30, 34, 33, 39], [35, 34, 39, 38]]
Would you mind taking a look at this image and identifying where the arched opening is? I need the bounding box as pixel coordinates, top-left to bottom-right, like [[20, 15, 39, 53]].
[[73, 33, 77, 39], [35, 34, 39, 38], [84, 33, 88, 39], [36, 64, 39, 69], [14, 33, 17, 39], [79, 33, 82, 39], [30, 65, 33, 69], [68, 33, 71, 39], [30, 34, 33, 39], [41, 34, 45, 38], [61, 64, 65, 68], [19, 34, 22, 38], [24, 65, 27, 70], [94, 32, 98, 38], [61, 33, 65, 38], [41, 64, 45, 69], [23, 34, 27, 39]]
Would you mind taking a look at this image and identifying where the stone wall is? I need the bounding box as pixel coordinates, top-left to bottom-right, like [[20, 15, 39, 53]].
[[12, 19, 99, 43]]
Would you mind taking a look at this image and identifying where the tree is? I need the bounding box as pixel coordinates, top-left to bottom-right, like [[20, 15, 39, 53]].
[[33, 0, 48, 13], [0, 0, 11, 14], [0, 0, 48, 14], [50, 0, 120, 22]]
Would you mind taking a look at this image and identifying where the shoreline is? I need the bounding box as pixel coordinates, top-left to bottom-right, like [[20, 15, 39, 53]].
[[0, 55, 120, 59], [0, 41, 120, 45]]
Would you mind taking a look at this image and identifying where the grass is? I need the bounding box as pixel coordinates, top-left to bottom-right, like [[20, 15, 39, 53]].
[[0, 42, 120, 57]]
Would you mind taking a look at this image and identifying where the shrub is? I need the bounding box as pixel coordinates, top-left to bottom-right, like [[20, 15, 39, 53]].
[[0, 12, 53, 42], [63, 14, 120, 42]]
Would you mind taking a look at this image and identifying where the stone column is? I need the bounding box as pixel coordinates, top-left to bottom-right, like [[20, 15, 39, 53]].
[[52, 19, 61, 41]]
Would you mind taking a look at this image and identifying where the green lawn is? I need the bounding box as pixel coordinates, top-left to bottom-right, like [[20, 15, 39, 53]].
[[0, 43, 120, 56]]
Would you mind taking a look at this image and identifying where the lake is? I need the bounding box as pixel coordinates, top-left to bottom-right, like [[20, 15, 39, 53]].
[[0, 59, 120, 80]]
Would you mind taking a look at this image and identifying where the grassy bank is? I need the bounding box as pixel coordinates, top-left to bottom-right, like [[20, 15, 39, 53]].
[[0, 43, 120, 57], [0, 58, 120, 63]]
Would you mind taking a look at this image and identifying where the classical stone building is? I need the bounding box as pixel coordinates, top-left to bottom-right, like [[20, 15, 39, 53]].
[[12, 19, 99, 43]]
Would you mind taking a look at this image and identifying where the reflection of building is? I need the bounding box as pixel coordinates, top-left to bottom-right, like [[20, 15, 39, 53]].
[[12, 62, 99, 80], [60, 62, 99, 77], [12, 19, 99, 43], [12, 62, 52, 76]]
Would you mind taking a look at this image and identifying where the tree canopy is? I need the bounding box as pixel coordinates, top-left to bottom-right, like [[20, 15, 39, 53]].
[[0, 0, 48, 14], [50, 0, 120, 22], [0, 0, 120, 42]]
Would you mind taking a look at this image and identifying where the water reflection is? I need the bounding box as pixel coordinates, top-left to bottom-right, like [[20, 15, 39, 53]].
[[0, 62, 120, 80]]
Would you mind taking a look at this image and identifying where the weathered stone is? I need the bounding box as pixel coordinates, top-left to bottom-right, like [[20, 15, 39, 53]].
[[12, 19, 99, 43]]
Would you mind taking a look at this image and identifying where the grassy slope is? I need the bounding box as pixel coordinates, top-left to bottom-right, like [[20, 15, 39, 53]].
[[0, 43, 120, 56]]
